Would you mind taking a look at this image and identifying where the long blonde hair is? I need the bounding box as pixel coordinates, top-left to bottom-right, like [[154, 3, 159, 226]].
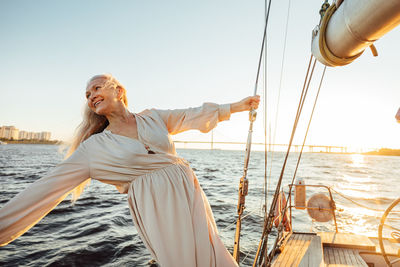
[[67, 74, 128, 202]]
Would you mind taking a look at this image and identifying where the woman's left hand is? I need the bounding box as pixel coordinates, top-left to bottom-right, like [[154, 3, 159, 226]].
[[230, 95, 261, 113]]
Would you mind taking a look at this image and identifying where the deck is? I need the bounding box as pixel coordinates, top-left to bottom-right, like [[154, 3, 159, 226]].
[[318, 232, 376, 251], [271, 232, 400, 267], [272, 233, 323, 267], [323, 247, 367, 267]]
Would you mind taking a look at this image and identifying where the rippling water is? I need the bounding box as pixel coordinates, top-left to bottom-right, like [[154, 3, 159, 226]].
[[1, 144, 399, 266]]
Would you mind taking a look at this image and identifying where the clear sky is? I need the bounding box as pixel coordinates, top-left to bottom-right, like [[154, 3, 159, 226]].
[[0, 0, 399, 150]]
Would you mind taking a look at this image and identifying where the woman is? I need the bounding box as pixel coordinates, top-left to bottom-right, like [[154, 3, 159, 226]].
[[0, 74, 260, 267]]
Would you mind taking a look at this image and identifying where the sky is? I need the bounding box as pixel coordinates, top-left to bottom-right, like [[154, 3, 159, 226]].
[[0, 0, 399, 151]]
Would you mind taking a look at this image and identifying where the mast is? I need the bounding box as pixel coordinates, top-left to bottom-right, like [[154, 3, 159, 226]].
[[312, 0, 400, 67]]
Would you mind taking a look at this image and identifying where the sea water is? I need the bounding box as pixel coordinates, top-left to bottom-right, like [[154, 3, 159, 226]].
[[0, 144, 399, 266]]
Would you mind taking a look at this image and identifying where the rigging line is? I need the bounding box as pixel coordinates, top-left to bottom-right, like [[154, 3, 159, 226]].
[[263, 0, 269, 220], [290, 57, 318, 134], [241, 247, 255, 264], [277, 0, 292, 97], [330, 188, 400, 213], [263, 85, 268, 215], [268, 56, 316, 225], [253, 0, 272, 96], [264, 58, 318, 265], [259, 55, 314, 239], [272, 66, 327, 245], [266, 0, 292, 208], [253, 55, 315, 266], [286, 66, 327, 202], [292, 59, 317, 134]]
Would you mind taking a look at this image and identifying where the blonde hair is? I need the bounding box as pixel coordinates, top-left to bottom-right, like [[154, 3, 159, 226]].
[[67, 74, 128, 202]]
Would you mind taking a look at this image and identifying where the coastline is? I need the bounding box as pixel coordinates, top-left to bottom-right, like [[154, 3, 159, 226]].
[[0, 139, 61, 145], [176, 147, 400, 156], [362, 148, 400, 157]]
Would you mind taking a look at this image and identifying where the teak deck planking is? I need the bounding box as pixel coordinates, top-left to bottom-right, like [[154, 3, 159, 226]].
[[318, 232, 376, 251], [272, 233, 317, 266], [272, 232, 379, 266], [324, 247, 368, 267]]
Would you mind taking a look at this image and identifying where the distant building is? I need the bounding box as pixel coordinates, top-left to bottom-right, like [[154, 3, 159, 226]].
[[25, 132, 33, 140], [19, 131, 29, 140], [33, 132, 40, 140], [0, 126, 52, 141], [0, 126, 19, 140], [39, 132, 51, 140]]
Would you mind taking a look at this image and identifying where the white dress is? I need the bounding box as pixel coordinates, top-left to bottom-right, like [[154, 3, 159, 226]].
[[0, 103, 239, 267]]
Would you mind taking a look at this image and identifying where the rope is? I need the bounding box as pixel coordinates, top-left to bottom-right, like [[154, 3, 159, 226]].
[[265, 0, 292, 216], [318, 2, 377, 66], [253, 55, 316, 266], [263, 0, 269, 218], [256, 62, 328, 266], [264, 58, 319, 265], [269, 56, 316, 212], [254, 0, 273, 95], [330, 188, 400, 213], [285, 66, 327, 219], [241, 247, 255, 264]]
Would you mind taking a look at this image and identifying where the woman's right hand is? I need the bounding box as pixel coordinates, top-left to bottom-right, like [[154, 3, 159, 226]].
[[230, 95, 260, 113]]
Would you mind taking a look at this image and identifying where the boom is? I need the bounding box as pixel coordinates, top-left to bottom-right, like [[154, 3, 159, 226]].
[[312, 0, 400, 67]]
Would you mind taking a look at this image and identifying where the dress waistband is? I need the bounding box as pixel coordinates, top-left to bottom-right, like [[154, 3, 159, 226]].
[[113, 157, 190, 194]]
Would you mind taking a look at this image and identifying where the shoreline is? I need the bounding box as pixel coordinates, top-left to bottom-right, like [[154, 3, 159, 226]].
[[175, 147, 400, 156], [362, 148, 400, 157], [0, 139, 62, 145]]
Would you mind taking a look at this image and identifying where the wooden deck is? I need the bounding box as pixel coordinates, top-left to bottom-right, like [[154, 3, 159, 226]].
[[272, 232, 323, 267], [324, 247, 368, 267], [270, 231, 400, 266], [271, 232, 382, 267], [318, 232, 376, 251]]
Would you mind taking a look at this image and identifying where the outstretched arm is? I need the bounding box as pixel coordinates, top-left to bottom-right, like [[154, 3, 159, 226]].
[[0, 145, 90, 246], [154, 95, 260, 135]]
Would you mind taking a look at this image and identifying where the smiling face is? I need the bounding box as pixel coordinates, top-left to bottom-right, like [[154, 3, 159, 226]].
[[85, 76, 122, 116]]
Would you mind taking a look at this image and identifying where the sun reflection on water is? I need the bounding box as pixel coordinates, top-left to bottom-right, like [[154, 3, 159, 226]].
[[350, 153, 365, 167], [333, 204, 381, 237]]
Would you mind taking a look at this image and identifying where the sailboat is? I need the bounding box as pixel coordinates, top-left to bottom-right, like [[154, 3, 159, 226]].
[[232, 0, 400, 266], [0, 1, 398, 266]]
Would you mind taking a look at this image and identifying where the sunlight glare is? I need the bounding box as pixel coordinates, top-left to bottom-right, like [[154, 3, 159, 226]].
[[350, 154, 365, 167]]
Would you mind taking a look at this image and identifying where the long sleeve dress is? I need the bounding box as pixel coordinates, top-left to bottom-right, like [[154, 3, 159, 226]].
[[0, 103, 239, 267]]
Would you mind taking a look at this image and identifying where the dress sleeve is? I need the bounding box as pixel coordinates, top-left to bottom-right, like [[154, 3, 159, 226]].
[[154, 103, 231, 135], [0, 144, 90, 246]]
